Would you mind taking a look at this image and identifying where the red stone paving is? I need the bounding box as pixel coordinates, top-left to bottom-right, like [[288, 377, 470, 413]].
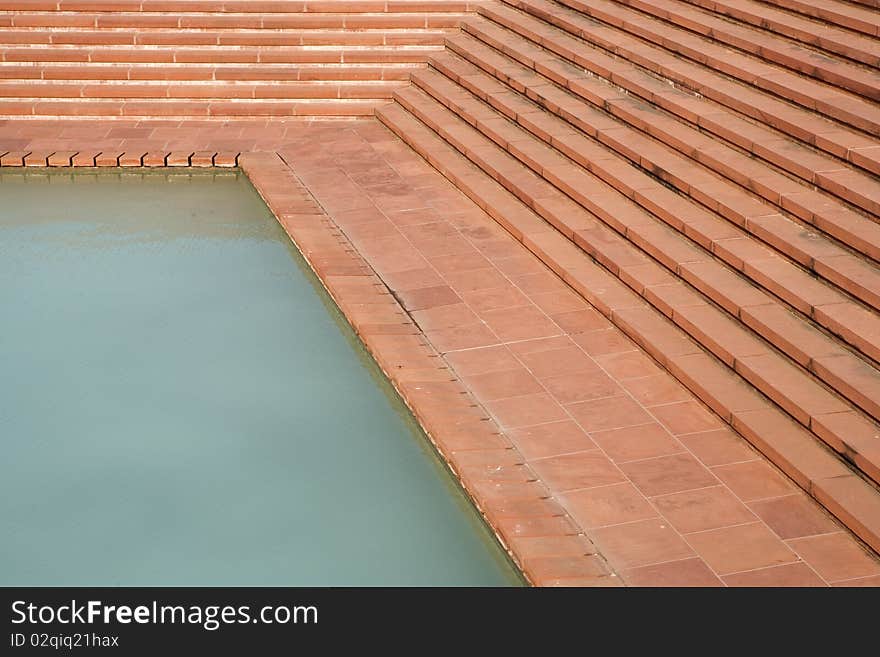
[[3, 117, 879, 586]]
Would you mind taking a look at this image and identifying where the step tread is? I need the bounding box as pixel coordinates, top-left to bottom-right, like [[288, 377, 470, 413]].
[[0, 1, 480, 12], [0, 79, 406, 99], [0, 28, 450, 47], [0, 96, 386, 116]]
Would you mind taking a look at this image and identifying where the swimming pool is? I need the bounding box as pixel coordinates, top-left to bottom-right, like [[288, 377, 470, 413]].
[[0, 168, 522, 586]]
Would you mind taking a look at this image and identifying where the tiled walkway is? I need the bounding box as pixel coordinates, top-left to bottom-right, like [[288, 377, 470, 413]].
[[3, 117, 879, 586]]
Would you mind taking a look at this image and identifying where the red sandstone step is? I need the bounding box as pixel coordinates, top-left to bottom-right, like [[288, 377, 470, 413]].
[[0, 80, 406, 99], [0, 97, 385, 116], [396, 77, 880, 446], [445, 27, 880, 264], [437, 42, 880, 372], [681, 0, 880, 66], [490, 0, 880, 136], [0, 63, 416, 81], [0, 28, 448, 46], [0, 45, 444, 64], [0, 1, 480, 12], [0, 10, 465, 29], [755, 0, 880, 38], [376, 99, 880, 555], [480, 0, 880, 173], [606, 0, 880, 100], [446, 26, 880, 293]]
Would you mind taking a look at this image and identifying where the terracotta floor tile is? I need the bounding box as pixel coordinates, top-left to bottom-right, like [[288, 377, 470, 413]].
[[443, 266, 510, 293], [567, 395, 655, 433], [384, 206, 443, 228], [492, 253, 547, 277], [429, 250, 492, 274], [621, 453, 719, 497], [517, 345, 600, 379], [528, 288, 586, 315], [832, 575, 880, 587], [508, 335, 575, 356], [487, 392, 569, 429], [379, 267, 444, 292], [589, 423, 684, 463], [573, 328, 638, 356], [509, 535, 598, 559], [542, 575, 623, 587], [511, 270, 569, 295], [462, 285, 530, 313], [530, 451, 626, 492], [678, 428, 757, 467], [786, 533, 880, 582], [712, 460, 795, 501], [542, 369, 623, 405], [507, 421, 597, 460], [443, 345, 520, 377], [395, 284, 461, 311], [621, 558, 722, 587], [686, 523, 799, 575], [722, 562, 826, 587], [494, 515, 580, 539], [561, 482, 658, 528], [653, 486, 757, 534], [410, 303, 480, 331], [551, 308, 613, 334], [426, 323, 500, 353], [622, 374, 693, 406], [462, 368, 544, 401], [594, 350, 663, 380], [481, 305, 563, 342], [748, 494, 841, 540], [649, 400, 724, 435], [523, 554, 610, 582], [593, 519, 696, 570]]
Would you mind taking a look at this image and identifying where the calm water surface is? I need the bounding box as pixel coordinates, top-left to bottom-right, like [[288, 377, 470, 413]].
[[0, 169, 522, 586]]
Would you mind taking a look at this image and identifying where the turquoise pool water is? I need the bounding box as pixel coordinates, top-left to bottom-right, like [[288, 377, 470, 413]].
[[0, 169, 522, 586]]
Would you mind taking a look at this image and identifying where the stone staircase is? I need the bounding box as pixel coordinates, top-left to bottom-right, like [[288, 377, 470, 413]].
[[3, 0, 879, 561], [375, 0, 880, 553], [0, 0, 475, 117]]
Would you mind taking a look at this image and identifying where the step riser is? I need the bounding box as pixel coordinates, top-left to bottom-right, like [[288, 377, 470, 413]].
[[0, 1, 480, 12], [376, 101, 880, 555], [0, 46, 444, 64], [0, 81, 405, 99], [0, 13, 465, 29], [0, 30, 449, 46], [0, 65, 418, 81], [0, 99, 386, 116]]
